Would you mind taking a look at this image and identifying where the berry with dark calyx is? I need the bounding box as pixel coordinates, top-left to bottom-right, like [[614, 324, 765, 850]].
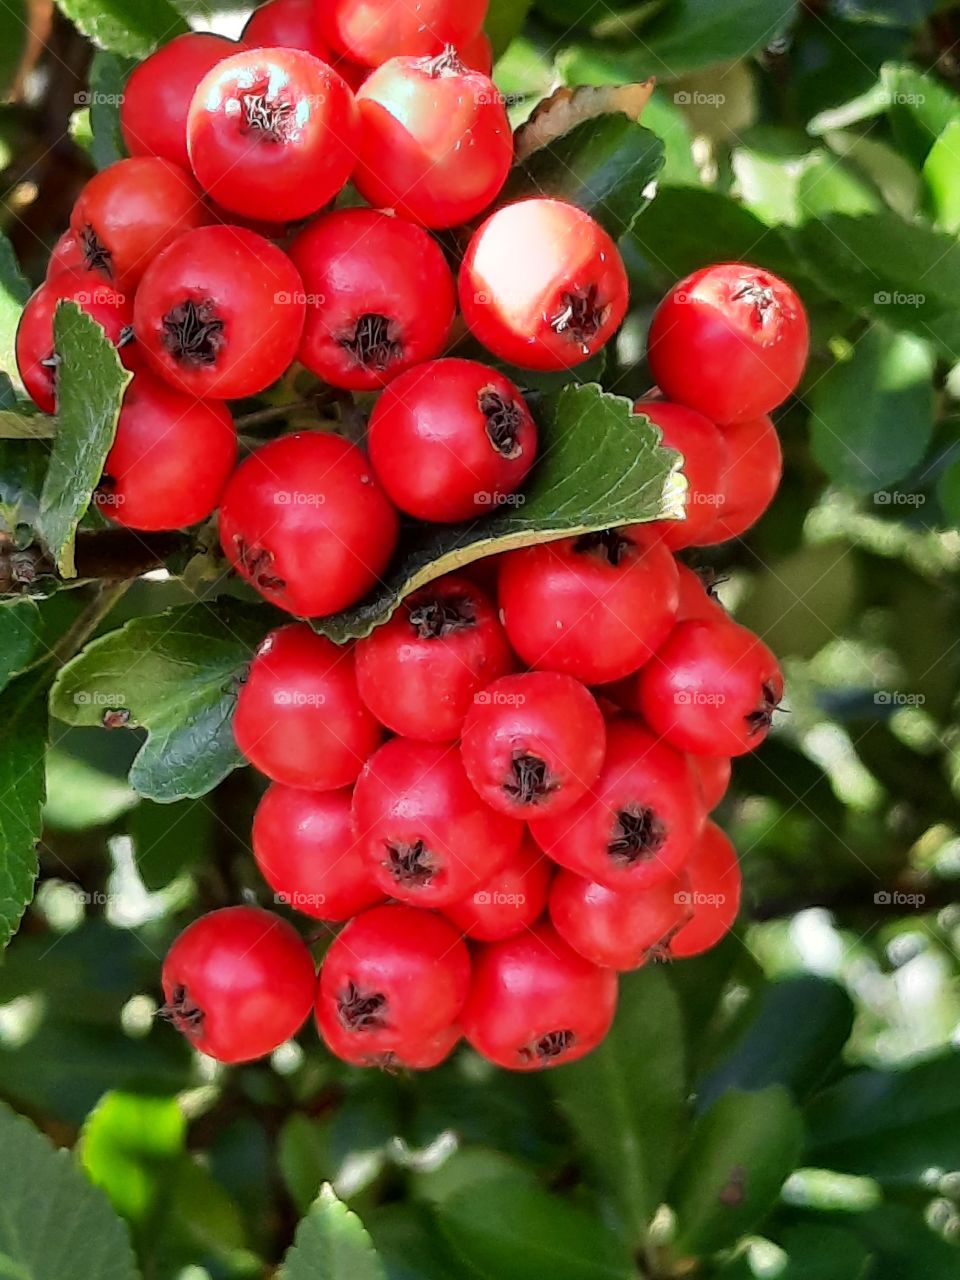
[[676, 562, 727, 622], [355, 574, 514, 742], [647, 263, 809, 424], [634, 399, 726, 549], [693, 754, 732, 810], [549, 869, 690, 970], [289, 208, 455, 390], [703, 414, 782, 544], [367, 358, 537, 522], [134, 225, 305, 400], [353, 49, 513, 229], [97, 371, 236, 531], [252, 783, 385, 921], [218, 431, 398, 617], [315, 904, 470, 1065], [353, 737, 524, 908], [187, 47, 359, 222], [160, 905, 315, 1063], [529, 718, 705, 893], [498, 528, 679, 684], [120, 32, 239, 170], [459, 198, 629, 371], [69, 157, 210, 290], [461, 923, 618, 1071], [318, 0, 487, 68], [460, 671, 606, 819], [444, 836, 552, 941], [233, 624, 382, 789], [242, 0, 330, 57], [638, 616, 784, 757], [669, 822, 741, 957]]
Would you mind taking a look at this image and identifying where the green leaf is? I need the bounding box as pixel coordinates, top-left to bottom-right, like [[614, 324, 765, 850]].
[[0, 672, 48, 949], [279, 1114, 335, 1216], [0, 438, 48, 533], [671, 1087, 805, 1255], [922, 118, 960, 233], [805, 1050, 960, 1187], [776, 1225, 872, 1280], [81, 1092, 187, 1224], [279, 1185, 386, 1280], [49, 600, 268, 802], [129, 795, 214, 890], [936, 457, 960, 525], [0, 1101, 139, 1279], [795, 151, 884, 219], [88, 50, 135, 169], [849, 1205, 960, 1279], [367, 1206, 464, 1280], [37, 303, 132, 577], [809, 324, 935, 494], [503, 117, 664, 238], [54, 0, 189, 58], [0, 229, 31, 389], [0, 599, 43, 691], [0, 2, 27, 98], [881, 62, 960, 168], [486, 0, 535, 58], [0, 404, 56, 438], [552, 968, 687, 1243], [314, 385, 680, 641]]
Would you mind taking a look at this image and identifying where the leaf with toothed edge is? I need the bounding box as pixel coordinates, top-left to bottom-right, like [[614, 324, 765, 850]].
[[0, 673, 48, 950], [53, 0, 189, 58], [313, 383, 684, 643], [279, 1184, 386, 1280]]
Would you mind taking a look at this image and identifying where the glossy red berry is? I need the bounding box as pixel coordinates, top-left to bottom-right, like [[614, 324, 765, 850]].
[[669, 822, 741, 957], [120, 32, 238, 171], [647, 264, 809, 424], [444, 837, 552, 941], [461, 922, 618, 1070], [529, 718, 705, 892], [498, 529, 679, 684], [69, 158, 209, 290], [704, 415, 782, 544], [16, 271, 135, 414], [219, 432, 398, 618], [242, 0, 330, 57], [46, 230, 83, 279], [693, 754, 732, 810], [367, 359, 537, 522], [460, 29, 493, 74], [460, 671, 606, 819], [635, 399, 726, 549], [316, 904, 470, 1066], [288, 208, 455, 391], [134, 225, 305, 400], [160, 905, 315, 1062], [252, 783, 385, 920], [187, 47, 359, 222], [233, 624, 382, 788], [639, 616, 784, 757], [96, 371, 236, 530], [459, 199, 629, 371], [355, 574, 514, 742], [318, 0, 486, 68], [354, 49, 512, 229], [675, 563, 727, 622], [549, 870, 688, 970], [353, 737, 524, 908]]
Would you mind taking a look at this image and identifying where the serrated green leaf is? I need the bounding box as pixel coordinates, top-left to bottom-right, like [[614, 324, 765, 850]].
[[279, 1185, 386, 1280], [0, 229, 30, 390], [0, 1099, 140, 1279], [552, 967, 687, 1244], [89, 50, 135, 169], [37, 303, 132, 577], [314, 384, 682, 642], [0, 672, 47, 949], [54, 0, 188, 58], [49, 600, 269, 802]]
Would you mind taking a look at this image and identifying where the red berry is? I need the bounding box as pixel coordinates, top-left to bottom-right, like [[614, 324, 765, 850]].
[[549, 870, 688, 970], [460, 29, 493, 74], [693, 754, 732, 810], [252, 783, 385, 920], [498, 529, 679, 684], [120, 32, 238, 171], [355, 574, 514, 742], [634, 400, 725, 549], [134, 225, 305, 400], [638, 616, 783, 757], [461, 922, 618, 1070], [444, 837, 552, 941], [675, 563, 726, 622], [161, 905, 315, 1062], [704, 415, 782, 544], [96, 371, 236, 530], [187, 47, 359, 222], [16, 271, 135, 414], [647, 264, 809, 424], [233, 624, 382, 788], [69, 158, 209, 290], [46, 230, 83, 279], [459, 199, 629, 371], [353, 737, 524, 907], [316, 904, 470, 1066], [318, 0, 486, 68], [460, 671, 606, 819], [367, 358, 537, 522], [242, 0, 330, 57], [669, 822, 741, 957], [288, 208, 455, 391], [529, 718, 705, 892], [218, 432, 398, 617], [354, 50, 512, 229]]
